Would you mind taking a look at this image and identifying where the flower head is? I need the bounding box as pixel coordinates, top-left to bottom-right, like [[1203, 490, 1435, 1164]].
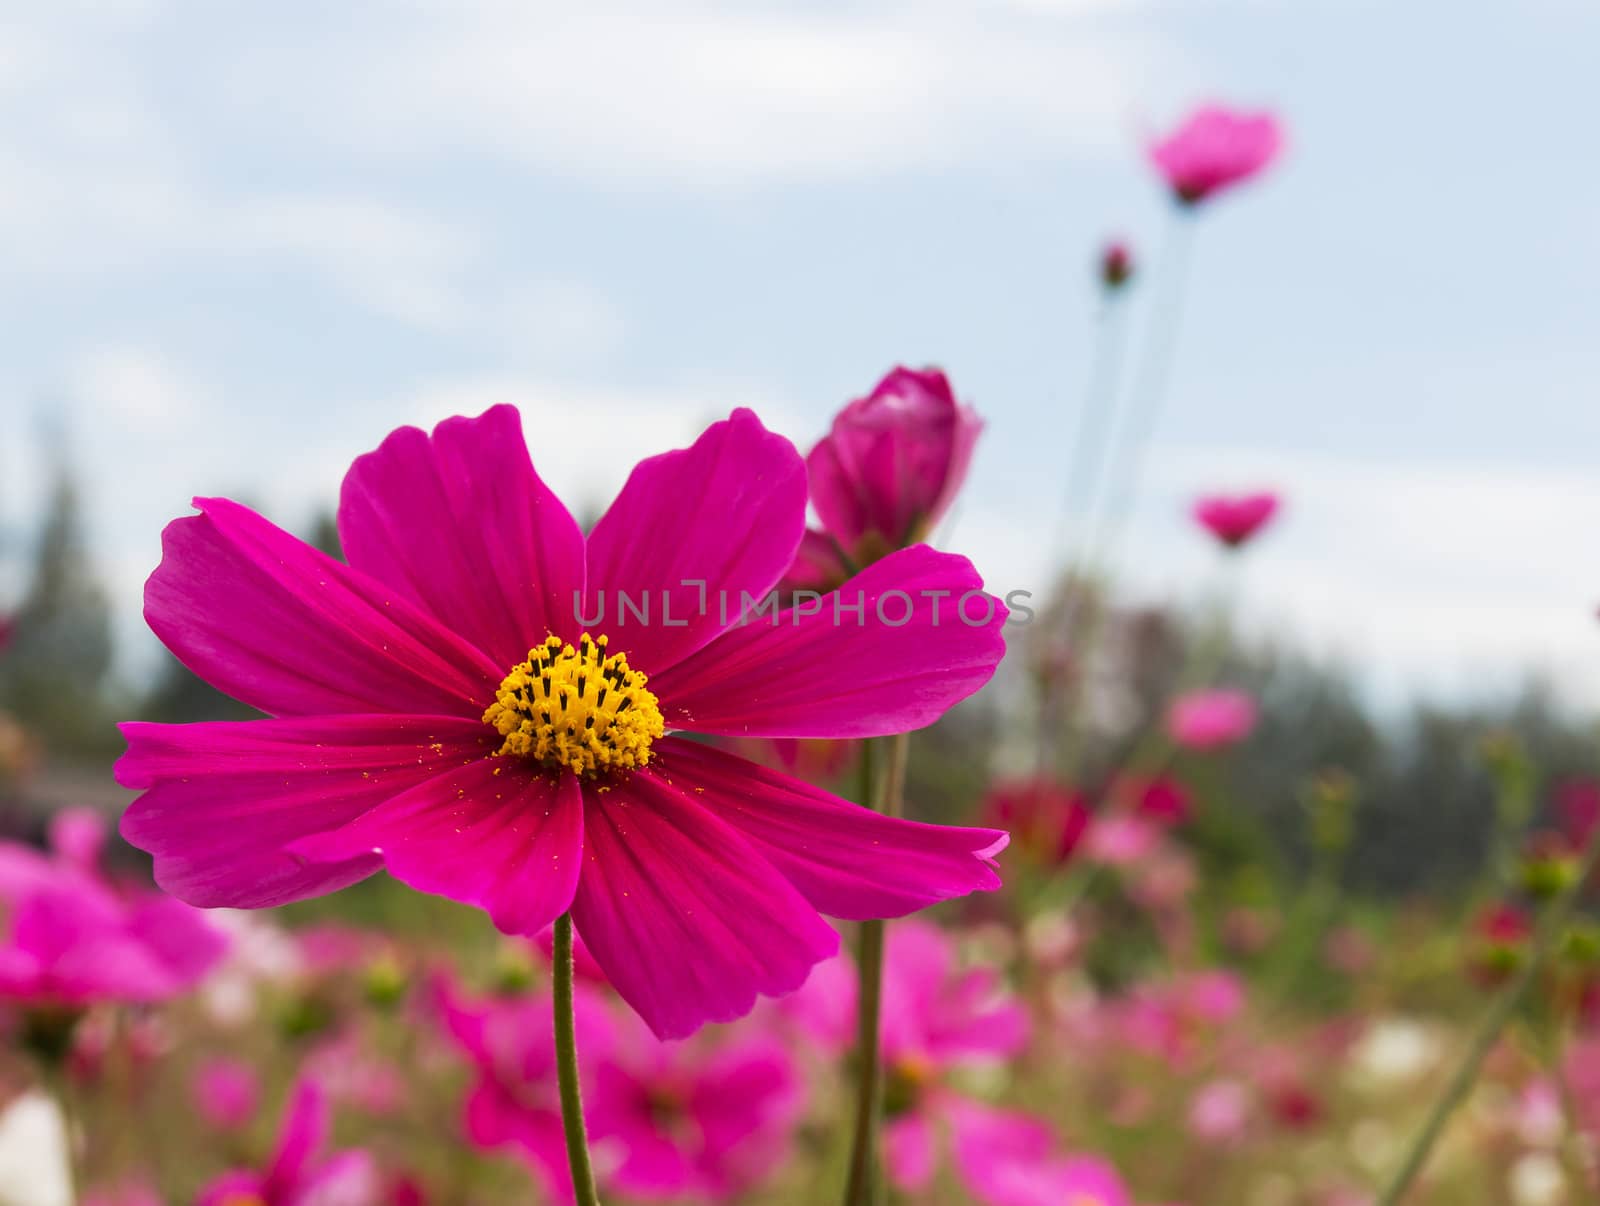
[[193, 1057, 261, 1131], [1150, 104, 1284, 205], [436, 975, 803, 1203], [0, 815, 226, 1012], [198, 1076, 379, 1206], [118, 406, 1008, 1037], [982, 778, 1090, 864], [1167, 688, 1257, 751], [802, 367, 984, 573], [1192, 492, 1280, 549]]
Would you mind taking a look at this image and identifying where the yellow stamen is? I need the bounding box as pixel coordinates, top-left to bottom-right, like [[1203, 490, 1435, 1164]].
[[483, 633, 663, 777]]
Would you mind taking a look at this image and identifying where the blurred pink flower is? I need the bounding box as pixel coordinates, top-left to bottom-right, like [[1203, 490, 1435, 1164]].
[[1150, 105, 1285, 205], [0, 826, 226, 1009], [436, 976, 803, 1203], [434, 977, 608, 1203], [193, 1057, 260, 1131], [1188, 1078, 1251, 1143], [1191, 492, 1280, 550], [1100, 240, 1135, 290], [1167, 689, 1257, 751], [970, 1149, 1133, 1206], [586, 1012, 804, 1202], [802, 366, 984, 565], [1084, 815, 1161, 867], [117, 405, 1010, 1040], [1556, 778, 1600, 847], [198, 1076, 380, 1206], [982, 778, 1091, 865], [1132, 775, 1192, 826]]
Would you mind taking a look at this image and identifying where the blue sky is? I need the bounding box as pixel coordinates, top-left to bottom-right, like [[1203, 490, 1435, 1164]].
[[2, 0, 1598, 706]]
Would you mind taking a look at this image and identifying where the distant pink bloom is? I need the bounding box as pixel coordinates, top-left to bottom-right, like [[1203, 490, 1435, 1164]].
[[971, 1151, 1132, 1206], [1132, 776, 1192, 826], [1468, 901, 1532, 986], [1556, 778, 1600, 847], [0, 614, 12, 653], [1563, 1035, 1600, 1138], [48, 808, 107, 872], [436, 976, 803, 1203], [304, 1030, 408, 1117], [1150, 104, 1285, 205], [1167, 689, 1257, 751], [0, 823, 226, 1008], [193, 1057, 260, 1131], [1099, 241, 1135, 290], [198, 1076, 380, 1206], [982, 779, 1091, 864], [790, 922, 1060, 1204], [117, 406, 1009, 1039], [1084, 815, 1161, 867], [1181, 970, 1247, 1024], [1191, 492, 1280, 549], [1188, 1078, 1251, 1143], [801, 366, 984, 567]]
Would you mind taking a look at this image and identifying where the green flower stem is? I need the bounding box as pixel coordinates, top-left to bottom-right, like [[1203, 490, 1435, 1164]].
[[1376, 825, 1600, 1205], [843, 731, 909, 1206], [553, 912, 602, 1206]]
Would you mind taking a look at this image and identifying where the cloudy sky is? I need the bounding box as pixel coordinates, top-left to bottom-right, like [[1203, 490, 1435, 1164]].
[[2, 0, 1597, 708]]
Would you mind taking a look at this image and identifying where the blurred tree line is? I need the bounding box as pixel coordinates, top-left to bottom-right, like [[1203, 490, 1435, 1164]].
[[2, 454, 1595, 898]]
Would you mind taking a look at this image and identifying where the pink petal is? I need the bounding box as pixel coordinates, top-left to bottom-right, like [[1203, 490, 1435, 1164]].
[[570, 773, 840, 1039], [146, 497, 500, 718], [652, 545, 1007, 738], [118, 716, 492, 908], [647, 739, 1004, 919], [945, 1098, 1060, 1206], [883, 1110, 939, 1191], [266, 1077, 328, 1192], [339, 405, 587, 670], [290, 760, 583, 937], [583, 409, 807, 676]]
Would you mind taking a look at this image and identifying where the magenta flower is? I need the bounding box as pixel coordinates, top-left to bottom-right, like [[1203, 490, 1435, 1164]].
[[0, 815, 226, 1009], [438, 977, 802, 1203], [1192, 491, 1281, 549], [803, 367, 984, 569], [981, 778, 1091, 865], [1166, 688, 1257, 751], [193, 1056, 261, 1131], [976, 1152, 1134, 1206], [789, 922, 1058, 1204], [1149, 104, 1284, 205], [198, 1076, 379, 1206], [435, 976, 611, 1202], [117, 406, 1008, 1038], [585, 1008, 804, 1202]]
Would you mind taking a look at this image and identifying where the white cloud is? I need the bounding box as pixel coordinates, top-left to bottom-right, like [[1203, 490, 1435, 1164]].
[[217, 1, 1187, 188], [71, 344, 199, 427]]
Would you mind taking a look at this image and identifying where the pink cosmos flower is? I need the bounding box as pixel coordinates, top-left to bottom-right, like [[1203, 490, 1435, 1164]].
[[117, 406, 1008, 1038], [1188, 1078, 1251, 1143], [437, 976, 802, 1203], [1149, 104, 1285, 205], [1083, 814, 1161, 867], [978, 1152, 1134, 1206], [193, 1057, 260, 1131], [1556, 778, 1600, 847], [198, 1076, 380, 1206], [0, 816, 226, 1008], [789, 922, 1054, 1204], [1191, 492, 1280, 549], [981, 778, 1091, 864], [1166, 689, 1257, 751], [802, 367, 984, 568], [1132, 775, 1192, 826]]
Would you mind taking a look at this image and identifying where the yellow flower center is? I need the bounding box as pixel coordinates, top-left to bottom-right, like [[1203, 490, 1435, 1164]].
[[484, 633, 663, 776]]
